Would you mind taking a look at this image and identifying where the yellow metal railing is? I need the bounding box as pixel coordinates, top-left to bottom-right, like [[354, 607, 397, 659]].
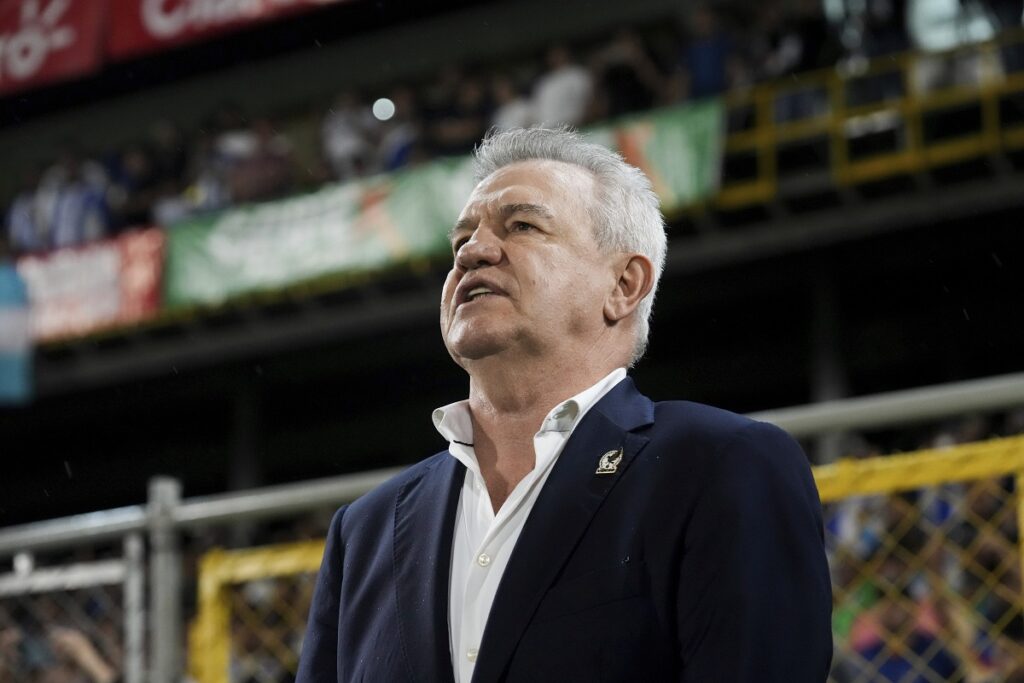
[[190, 540, 325, 683], [822, 436, 1024, 682], [717, 27, 1024, 209], [191, 435, 1024, 682]]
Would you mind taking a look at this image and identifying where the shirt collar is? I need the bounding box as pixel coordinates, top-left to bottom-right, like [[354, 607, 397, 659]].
[[432, 367, 627, 448]]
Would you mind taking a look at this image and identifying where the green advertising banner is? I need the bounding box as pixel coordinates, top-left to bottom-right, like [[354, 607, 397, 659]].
[[587, 98, 723, 212], [164, 100, 723, 308], [164, 157, 477, 307]]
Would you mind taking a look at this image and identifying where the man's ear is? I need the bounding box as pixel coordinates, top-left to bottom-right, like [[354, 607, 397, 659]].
[[604, 254, 654, 323]]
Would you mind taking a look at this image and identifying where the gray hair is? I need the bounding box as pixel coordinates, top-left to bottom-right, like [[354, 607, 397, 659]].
[[473, 127, 667, 365]]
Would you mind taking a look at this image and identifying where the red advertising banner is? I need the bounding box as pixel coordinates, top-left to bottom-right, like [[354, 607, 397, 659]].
[[107, 0, 346, 59], [0, 0, 105, 96], [16, 228, 165, 342]]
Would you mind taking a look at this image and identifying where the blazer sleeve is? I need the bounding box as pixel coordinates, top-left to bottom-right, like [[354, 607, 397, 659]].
[[297, 505, 347, 683], [676, 422, 833, 682]]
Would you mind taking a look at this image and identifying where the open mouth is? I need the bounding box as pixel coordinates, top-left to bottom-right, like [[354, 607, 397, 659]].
[[466, 286, 495, 302], [457, 281, 505, 306]]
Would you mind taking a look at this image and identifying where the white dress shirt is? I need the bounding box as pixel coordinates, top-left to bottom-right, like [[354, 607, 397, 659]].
[[432, 368, 627, 683]]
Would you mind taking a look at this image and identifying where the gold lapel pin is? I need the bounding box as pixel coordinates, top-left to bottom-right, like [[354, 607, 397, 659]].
[[595, 448, 623, 475]]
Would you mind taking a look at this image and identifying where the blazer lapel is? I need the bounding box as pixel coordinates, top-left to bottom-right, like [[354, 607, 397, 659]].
[[393, 454, 464, 683], [471, 378, 654, 683]]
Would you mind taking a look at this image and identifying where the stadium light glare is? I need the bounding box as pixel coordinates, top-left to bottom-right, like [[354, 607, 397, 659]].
[[372, 97, 395, 121]]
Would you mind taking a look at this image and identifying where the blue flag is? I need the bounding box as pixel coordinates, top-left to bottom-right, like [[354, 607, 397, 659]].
[[0, 262, 31, 404]]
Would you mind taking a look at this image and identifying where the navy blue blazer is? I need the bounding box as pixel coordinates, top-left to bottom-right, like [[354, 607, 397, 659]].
[[297, 378, 832, 682]]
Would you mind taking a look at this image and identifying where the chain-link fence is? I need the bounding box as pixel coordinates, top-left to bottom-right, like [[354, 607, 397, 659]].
[[191, 541, 324, 683], [0, 536, 144, 683], [229, 575, 315, 683], [821, 436, 1024, 683]]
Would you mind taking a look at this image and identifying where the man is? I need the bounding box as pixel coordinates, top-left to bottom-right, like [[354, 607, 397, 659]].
[[297, 127, 832, 682]]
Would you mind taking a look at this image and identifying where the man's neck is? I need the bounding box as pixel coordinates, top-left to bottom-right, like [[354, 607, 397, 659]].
[[467, 354, 616, 426], [464, 353, 620, 511]]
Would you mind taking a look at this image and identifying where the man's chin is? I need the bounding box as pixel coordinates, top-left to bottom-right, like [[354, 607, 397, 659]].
[[446, 331, 512, 364]]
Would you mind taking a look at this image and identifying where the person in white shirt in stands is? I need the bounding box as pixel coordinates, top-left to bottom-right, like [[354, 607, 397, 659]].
[[35, 150, 109, 251], [531, 46, 594, 128], [490, 75, 534, 132]]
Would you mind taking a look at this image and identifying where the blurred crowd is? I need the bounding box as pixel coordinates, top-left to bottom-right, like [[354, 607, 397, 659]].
[[0, 551, 126, 683], [5, 0, 858, 258], [8, 0, 1021, 260], [9, 0, 1024, 260], [826, 409, 1024, 683]]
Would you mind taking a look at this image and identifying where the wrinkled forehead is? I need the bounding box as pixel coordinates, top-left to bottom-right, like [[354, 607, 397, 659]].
[[460, 159, 598, 221]]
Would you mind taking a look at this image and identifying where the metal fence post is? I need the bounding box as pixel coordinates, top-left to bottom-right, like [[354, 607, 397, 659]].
[[124, 533, 145, 683], [149, 477, 182, 683]]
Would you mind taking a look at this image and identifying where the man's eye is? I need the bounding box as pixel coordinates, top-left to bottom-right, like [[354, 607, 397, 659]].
[[510, 221, 534, 232], [452, 238, 468, 253]]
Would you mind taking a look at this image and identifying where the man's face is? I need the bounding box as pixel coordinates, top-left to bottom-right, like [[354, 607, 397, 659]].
[[440, 160, 618, 367]]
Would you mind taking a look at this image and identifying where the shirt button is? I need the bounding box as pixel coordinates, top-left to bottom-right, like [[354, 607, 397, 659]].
[[477, 553, 491, 567], [467, 648, 478, 662]]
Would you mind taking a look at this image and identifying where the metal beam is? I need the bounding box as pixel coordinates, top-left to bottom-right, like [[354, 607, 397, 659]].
[[751, 371, 1024, 438], [173, 466, 406, 529], [0, 506, 147, 556], [3, 372, 1024, 556]]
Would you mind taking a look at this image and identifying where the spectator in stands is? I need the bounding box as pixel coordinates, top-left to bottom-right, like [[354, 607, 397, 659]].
[[676, 5, 734, 101], [322, 91, 378, 182], [376, 86, 425, 172], [49, 626, 120, 683], [429, 75, 491, 157], [147, 119, 190, 217], [908, 0, 1001, 93], [107, 143, 160, 230], [35, 148, 110, 250], [227, 118, 295, 204], [844, 552, 964, 683], [149, 119, 189, 188], [826, 436, 887, 562], [489, 75, 534, 131], [183, 127, 232, 216], [532, 45, 594, 127], [790, 0, 842, 73], [420, 65, 464, 138], [0, 625, 21, 679], [0, 596, 119, 683], [5, 165, 46, 254], [756, 0, 838, 120], [590, 29, 666, 120], [853, 585, 962, 682], [757, 0, 835, 82], [861, 0, 911, 59]]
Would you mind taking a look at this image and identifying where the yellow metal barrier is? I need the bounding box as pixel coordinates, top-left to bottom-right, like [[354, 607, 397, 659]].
[[191, 435, 1024, 682], [717, 28, 1024, 209], [191, 540, 325, 683]]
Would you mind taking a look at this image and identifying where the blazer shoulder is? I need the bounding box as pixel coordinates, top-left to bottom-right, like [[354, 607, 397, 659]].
[[342, 450, 451, 527], [650, 400, 764, 442], [648, 400, 807, 477]]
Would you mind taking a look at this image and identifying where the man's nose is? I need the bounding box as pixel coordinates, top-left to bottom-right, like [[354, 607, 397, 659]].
[[455, 229, 501, 270]]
